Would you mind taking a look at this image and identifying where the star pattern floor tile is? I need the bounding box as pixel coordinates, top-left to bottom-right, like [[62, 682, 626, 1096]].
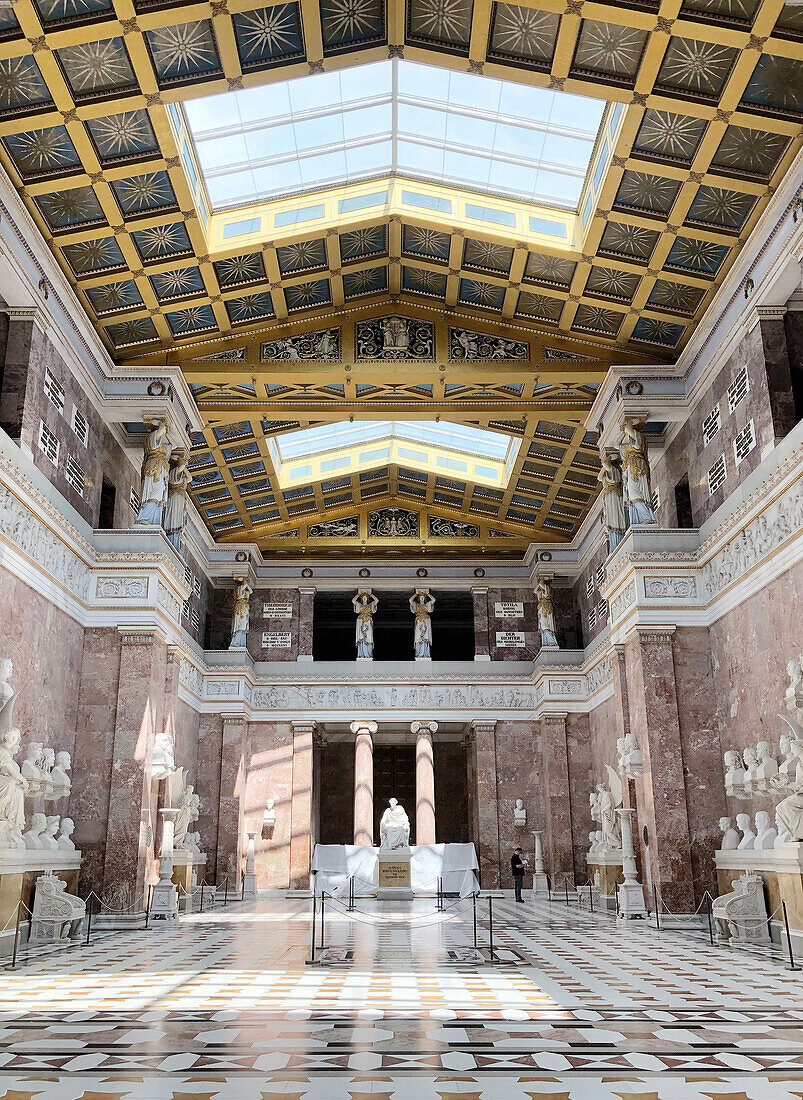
[[0, 897, 802, 1099]]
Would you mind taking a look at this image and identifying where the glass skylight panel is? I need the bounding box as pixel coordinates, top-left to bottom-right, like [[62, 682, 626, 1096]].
[[273, 421, 514, 463], [184, 60, 605, 210]]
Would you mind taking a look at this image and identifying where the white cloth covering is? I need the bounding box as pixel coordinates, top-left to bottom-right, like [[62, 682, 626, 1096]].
[[311, 842, 479, 898]]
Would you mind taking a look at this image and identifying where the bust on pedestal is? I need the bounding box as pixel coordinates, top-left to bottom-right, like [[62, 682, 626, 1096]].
[[243, 830, 258, 900], [377, 798, 413, 899]]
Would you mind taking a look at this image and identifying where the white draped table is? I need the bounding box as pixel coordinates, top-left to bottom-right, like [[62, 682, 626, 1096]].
[[311, 843, 479, 898]]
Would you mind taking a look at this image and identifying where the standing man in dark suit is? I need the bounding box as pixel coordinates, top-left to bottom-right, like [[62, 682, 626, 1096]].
[[511, 847, 527, 903]]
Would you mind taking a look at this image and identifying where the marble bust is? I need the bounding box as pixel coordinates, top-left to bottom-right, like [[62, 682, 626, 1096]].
[[742, 746, 759, 795], [23, 812, 47, 849], [152, 732, 177, 782], [753, 810, 777, 850], [719, 816, 740, 851], [514, 799, 527, 827], [379, 798, 410, 850], [57, 817, 76, 850], [736, 812, 756, 850], [724, 750, 746, 798], [754, 741, 778, 790], [40, 815, 60, 850], [21, 742, 45, 795]]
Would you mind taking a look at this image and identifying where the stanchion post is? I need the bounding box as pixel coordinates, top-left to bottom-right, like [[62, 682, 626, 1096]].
[[224, 877, 229, 906], [321, 892, 326, 951], [473, 894, 477, 949], [707, 897, 714, 946], [310, 894, 317, 963], [782, 901, 798, 970], [199, 882, 205, 914], [653, 884, 660, 930], [589, 882, 594, 913], [84, 894, 94, 947], [10, 900, 22, 969], [145, 884, 153, 930], [488, 896, 495, 961], [565, 878, 569, 906], [614, 881, 620, 916]]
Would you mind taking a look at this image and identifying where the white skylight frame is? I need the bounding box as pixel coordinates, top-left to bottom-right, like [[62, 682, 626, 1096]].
[[267, 420, 521, 490], [183, 60, 606, 212]]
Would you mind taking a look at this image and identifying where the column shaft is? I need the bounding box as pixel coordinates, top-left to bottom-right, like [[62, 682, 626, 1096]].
[[472, 720, 500, 888], [415, 729, 436, 845], [290, 721, 315, 887], [626, 630, 694, 912], [102, 629, 167, 905], [353, 726, 375, 846], [216, 716, 248, 887], [471, 586, 490, 661], [541, 713, 575, 886]]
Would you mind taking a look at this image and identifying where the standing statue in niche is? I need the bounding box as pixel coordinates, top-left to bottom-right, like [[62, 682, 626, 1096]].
[[596, 782, 621, 850], [535, 578, 558, 647], [0, 727, 27, 834], [598, 449, 628, 553], [410, 590, 435, 660], [136, 417, 171, 526], [163, 450, 191, 551], [352, 589, 378, 660], [379, 798, 411, 849], [229, 580, 253, 649], [620, 419, 656, 525]]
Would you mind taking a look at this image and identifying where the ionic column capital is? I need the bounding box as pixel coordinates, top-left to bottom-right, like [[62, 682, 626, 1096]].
[[350, 719, 378, 736], [411, 720, 438, 736]]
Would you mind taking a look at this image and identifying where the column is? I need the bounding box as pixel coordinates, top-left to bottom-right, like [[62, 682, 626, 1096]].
[[471, 586, 490, 661], [626, 629, 694, 912], [351, 719, 377, 846], [471, 719, 500, 888], [102, 628, 168, 906], [540, 713, 575, 889], [616, 807, 646, 918], [216, 714, 248, 887], [297, 586, 316, 662], [290, 720, 316, 888], [412, 720, 437, 845]]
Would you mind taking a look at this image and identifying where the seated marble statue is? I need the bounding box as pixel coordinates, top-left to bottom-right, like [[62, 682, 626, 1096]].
[[379, 798, 410, 850], [0, 818, 25, 850], [775, 790, 803, 842]]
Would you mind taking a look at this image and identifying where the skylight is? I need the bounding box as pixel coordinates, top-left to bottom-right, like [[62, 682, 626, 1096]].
[[184, 60, 606, 211], [267, 421, 520, 490]]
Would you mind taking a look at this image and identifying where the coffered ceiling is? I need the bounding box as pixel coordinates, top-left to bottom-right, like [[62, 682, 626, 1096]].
[[0, 0, 800, 553]]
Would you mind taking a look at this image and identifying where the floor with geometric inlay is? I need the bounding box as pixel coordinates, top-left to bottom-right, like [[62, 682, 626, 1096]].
[[1, 895, 802, 1099]]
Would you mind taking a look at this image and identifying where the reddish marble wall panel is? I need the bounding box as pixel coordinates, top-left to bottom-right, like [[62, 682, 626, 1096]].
[[709, 557, 803, 824], [243, 721, 294, 890], [249, 588, 300, 661], [319, 742, 355, 844], [433, 741, 469, 844], [194, 712, 223, 876], [494, 721, 541, 887]]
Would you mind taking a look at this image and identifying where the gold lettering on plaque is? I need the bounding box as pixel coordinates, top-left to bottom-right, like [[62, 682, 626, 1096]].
[[378, 860, 411, 887]]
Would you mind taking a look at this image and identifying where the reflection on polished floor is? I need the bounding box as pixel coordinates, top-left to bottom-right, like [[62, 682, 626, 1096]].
[[1, 896, 803, 1099]]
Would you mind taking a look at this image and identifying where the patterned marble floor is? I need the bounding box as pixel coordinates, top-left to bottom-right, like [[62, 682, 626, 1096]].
[[1, 895, 802, 1099]]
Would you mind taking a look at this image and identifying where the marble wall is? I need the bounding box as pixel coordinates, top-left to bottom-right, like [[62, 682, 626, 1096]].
[[243, 721, 295, 890], [1, 318, 139, 530], [651, 319, 798, 529]]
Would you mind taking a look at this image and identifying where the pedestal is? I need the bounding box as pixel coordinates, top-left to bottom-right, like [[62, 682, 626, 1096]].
[[151, 808, 178, 927], [616, 807, 646, 919], [531, 831, 549, 896], [243, 830, 258, 900], [377, 848, 413, 899], [0, 850, 82, 953]]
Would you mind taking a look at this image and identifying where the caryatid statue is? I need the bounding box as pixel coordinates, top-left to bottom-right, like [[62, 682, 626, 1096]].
[[136, 417, 171, 526], [229, 579, 253, 649], [620, 418, 656, 525], [379, 797, 411, 850], [352, 589, 378, 660], [598, 448, 628, 553], [410, 589, 435, 659], [535, 577, 558, 647], [164, 450, 192, 551]]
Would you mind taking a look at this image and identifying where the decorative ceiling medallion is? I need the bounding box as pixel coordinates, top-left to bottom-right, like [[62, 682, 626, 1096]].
[[261, 328, 341, 360], [449, 327, 529, 360], [356, 316, 435, 359]]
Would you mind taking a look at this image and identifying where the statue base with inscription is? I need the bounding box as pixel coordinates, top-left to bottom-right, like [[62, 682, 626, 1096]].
[[312, 843, 479, 898], [377, 848, 413, 899]]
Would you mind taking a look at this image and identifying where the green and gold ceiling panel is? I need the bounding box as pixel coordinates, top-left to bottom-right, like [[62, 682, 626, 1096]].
[[0, 0, 800, 552]]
